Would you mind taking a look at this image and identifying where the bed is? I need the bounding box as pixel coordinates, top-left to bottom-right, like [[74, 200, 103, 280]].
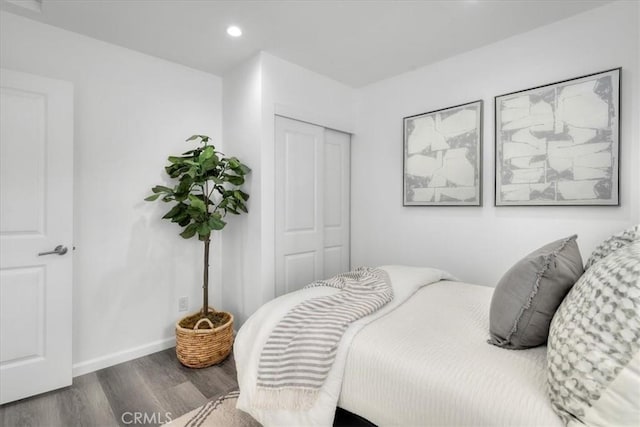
[[234, 266, 561, 426], [235, 229, 640, 427]]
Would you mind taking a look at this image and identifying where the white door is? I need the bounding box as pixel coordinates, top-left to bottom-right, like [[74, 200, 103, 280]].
[[275, 116, 350, 296], [322, 129, 350, 279], [0, 69, 74, 404]]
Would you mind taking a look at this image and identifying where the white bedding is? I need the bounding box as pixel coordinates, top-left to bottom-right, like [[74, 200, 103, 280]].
[[235, 266, 454, 426], [338, 280, 562, 427], [236, 267, 562, 427]]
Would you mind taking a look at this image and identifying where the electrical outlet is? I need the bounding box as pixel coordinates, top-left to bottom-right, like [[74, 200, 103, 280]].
[[178, 296, 188, 312]]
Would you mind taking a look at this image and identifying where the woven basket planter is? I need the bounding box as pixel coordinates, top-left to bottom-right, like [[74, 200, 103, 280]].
[[175, 309, 234, 368]]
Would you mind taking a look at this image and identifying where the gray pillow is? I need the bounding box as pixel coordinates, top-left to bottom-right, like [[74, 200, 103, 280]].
[[488, 235, 584, 349], [584, 224, 639, 270]]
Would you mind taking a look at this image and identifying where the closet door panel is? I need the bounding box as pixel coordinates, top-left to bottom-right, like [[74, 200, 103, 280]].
[[275, 117, 324, 295], [284, 135, 316, 232], [323, 129, 350, 279]]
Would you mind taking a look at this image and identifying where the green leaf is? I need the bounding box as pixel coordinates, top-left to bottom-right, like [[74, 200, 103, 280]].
[[186, 206, 203, 218], [176, 178, 192, 196], [152, 185, 173, 194], [238, 163, 251, 174], [186, 135, 210, 143], [180, 223, 198, 239], [165, 164, 184, 178], [171, 211, 189, 223], [197, 222, 211, 237], [162, 203, 186, 219], [208, 215, 226, 231], [144, 194, 160, 201], [225, 175, 244, 185], [202, 155, 219, 172], [168, 156, 186, 164], [233, 190, 249, 201], [199, 146, 214, 162], [188, 195, 206, 212]]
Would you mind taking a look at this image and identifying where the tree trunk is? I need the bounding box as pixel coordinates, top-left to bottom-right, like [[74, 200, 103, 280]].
[[203, 237, 210, 315]]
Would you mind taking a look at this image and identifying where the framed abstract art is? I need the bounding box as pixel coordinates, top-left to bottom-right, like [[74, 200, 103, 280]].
[[403, 100, 483, 206], [495, 68, 620, 206]]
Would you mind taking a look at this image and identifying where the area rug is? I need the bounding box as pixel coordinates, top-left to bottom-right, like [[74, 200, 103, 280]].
[[166, 390, 261, 427]]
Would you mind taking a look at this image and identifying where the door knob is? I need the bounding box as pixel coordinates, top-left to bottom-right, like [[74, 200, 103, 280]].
[[38, 245, 68, 256]]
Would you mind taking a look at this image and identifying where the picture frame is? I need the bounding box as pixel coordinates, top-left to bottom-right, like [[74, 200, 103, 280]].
[[495, 68, 621, 206], [403, 100, 483, 206]]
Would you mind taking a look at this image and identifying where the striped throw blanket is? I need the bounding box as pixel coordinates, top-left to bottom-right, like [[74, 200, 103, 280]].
[[254, 267, 393, 410]]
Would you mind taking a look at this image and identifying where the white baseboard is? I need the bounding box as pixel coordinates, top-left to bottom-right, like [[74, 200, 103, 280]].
[[72, 336, 176, 377]]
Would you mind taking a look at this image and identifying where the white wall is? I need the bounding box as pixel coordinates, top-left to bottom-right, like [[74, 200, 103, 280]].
[[221, 56, 263, 326], [0, 11, 223, 375], [638, 3, 640, 196], [222, 52, 355, 325], [351, 1, 640, 286]]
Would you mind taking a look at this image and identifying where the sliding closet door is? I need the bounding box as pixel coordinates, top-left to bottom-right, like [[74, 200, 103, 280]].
[[275, 117, 324, 296], [275, 116, 350, 296], [322, 129, 350, 279]]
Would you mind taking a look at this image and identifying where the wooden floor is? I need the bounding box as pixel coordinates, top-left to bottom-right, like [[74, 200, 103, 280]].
[[0, 348, 372, 427], [0, 348, 237, 427]]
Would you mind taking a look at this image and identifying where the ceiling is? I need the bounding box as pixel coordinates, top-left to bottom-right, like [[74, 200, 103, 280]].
[[0, 0, 613, 88]]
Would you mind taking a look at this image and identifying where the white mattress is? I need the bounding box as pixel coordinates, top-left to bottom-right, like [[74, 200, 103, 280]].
[[338, 281, 563, 427]]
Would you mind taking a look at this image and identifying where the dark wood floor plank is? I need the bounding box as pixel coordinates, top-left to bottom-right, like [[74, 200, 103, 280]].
[[96, 360, 165, 427], [152, 381, 207, 422], [171, 352, 238, 400], [0, 390, 63, 427], [56, 373, 119, 427], [133, 349, 189, 392]]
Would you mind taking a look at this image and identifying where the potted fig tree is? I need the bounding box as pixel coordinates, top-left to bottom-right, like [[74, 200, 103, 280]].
[[146, 135, 250, 368]]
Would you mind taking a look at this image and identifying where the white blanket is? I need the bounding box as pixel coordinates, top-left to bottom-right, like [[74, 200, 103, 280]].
[[339, 281, 562, 427], [235, 265, 454, 427]]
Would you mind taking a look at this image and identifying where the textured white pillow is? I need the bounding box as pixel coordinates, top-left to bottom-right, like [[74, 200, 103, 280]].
[[585, 224, 639, 270], [547, 242, 640, 426]]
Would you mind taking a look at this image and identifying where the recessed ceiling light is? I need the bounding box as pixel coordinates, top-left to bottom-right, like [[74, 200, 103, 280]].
[[226, 26, 242, 37]]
